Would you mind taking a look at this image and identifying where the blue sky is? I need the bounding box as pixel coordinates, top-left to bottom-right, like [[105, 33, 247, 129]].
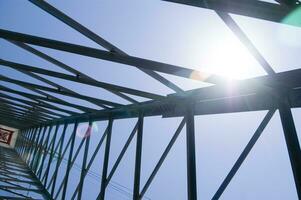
[[0, 0, 301, 199]]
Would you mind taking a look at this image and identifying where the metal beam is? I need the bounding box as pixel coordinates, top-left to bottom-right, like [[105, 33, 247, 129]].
[[0, 105, 43, 120], [97, 119, 113, 200], [212, 109, 276, 200], [10, 42, 137, 105], [106, 122, 138, 186], [278, 97, 301, 199], [0, 146, 53, 199], [28, 0, 184, 93], [20, 86, 301, 127], [133, 114, 144, 200], [0, 74, 122, 108], [0, 111, 43, 125], [0, 84, 92, 114], [163, 0, 300, 25], [185, 104, 197, 200], [61, 121, 78, 200], [42, 123, 59, 186], [139, 118, 186, 198], [0, 102, 56, 121], [0, 93, 68, 118], [69, 122, 109, 199], [0, 29, 228, 84], [216, 12, 275, 75], [54, 135, 86, 198], [10, 40, 121, 107], [77, 120, 92, 200], [0, 85, 79, 115], [0, 98, 59, 120], [49, 123, 68, 196], [0, 58, 164, 100]]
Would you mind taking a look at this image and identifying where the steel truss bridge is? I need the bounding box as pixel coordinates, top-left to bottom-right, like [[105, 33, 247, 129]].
[[0, 0, 300, 199]]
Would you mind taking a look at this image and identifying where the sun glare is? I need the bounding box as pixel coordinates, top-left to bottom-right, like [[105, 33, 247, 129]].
[[201, 38, 259, 80]]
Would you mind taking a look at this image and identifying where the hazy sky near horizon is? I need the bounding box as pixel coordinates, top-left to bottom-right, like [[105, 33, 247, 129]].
[[0, 0, 301, 199]]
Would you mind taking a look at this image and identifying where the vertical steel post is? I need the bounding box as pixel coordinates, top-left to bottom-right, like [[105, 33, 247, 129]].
[[16, 129, 28, 156], [21, 129, 33, 159], [139, 118, 186, 199], [24, 128, 37, 163], [20, 129, 30, 157], [25, 128, 36, 163], [37, 125, 53, 178], [186, 104, 198, 200], [15, 130, 21, 153], [77, 120, 92, 200], [71, 123, 109, 200], [1, 146, 53, 200], [133, 113, 144, 200], [19, 129, 27, 156], [15, 132, 19, 153], [43, 123, 59, 186], [27, 126, 42, 164], [33, 125, 48, 173], [50, 122, 68, 196], [21, 128, 31, 161], [61, 121, 78, 200], [30, 126, 45, 169], [278, 97, 301, 199], [97, 118, 113, 200], [212, 110, 276, 200]]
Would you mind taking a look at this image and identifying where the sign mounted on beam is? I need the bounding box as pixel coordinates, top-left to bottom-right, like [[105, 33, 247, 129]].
[[0, 127, 13, 145], [0, 125, 18, 148]]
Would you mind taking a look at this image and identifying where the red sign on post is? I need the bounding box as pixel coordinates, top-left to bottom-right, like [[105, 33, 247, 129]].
[[0, 128, 14, 145]]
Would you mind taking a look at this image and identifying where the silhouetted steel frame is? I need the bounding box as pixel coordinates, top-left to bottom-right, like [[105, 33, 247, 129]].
[[0, 146, 52, 200], [1, 0, 301, 199]]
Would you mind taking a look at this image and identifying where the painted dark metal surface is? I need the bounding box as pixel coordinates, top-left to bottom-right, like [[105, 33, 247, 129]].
[[0, 0, 300, 199], [0, 146, 52, 200]]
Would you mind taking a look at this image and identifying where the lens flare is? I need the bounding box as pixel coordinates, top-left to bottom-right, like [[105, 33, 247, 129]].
[[76, 123, 93, 138], [189, 70, 211, 81], [76, 123, 98, 138], [282, 6, 301, 27], [278, 7, 301, 47], [202, 37, 259, 80]]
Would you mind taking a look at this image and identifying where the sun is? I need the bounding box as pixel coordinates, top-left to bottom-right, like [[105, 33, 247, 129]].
[[201, 37, 259, 80]]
